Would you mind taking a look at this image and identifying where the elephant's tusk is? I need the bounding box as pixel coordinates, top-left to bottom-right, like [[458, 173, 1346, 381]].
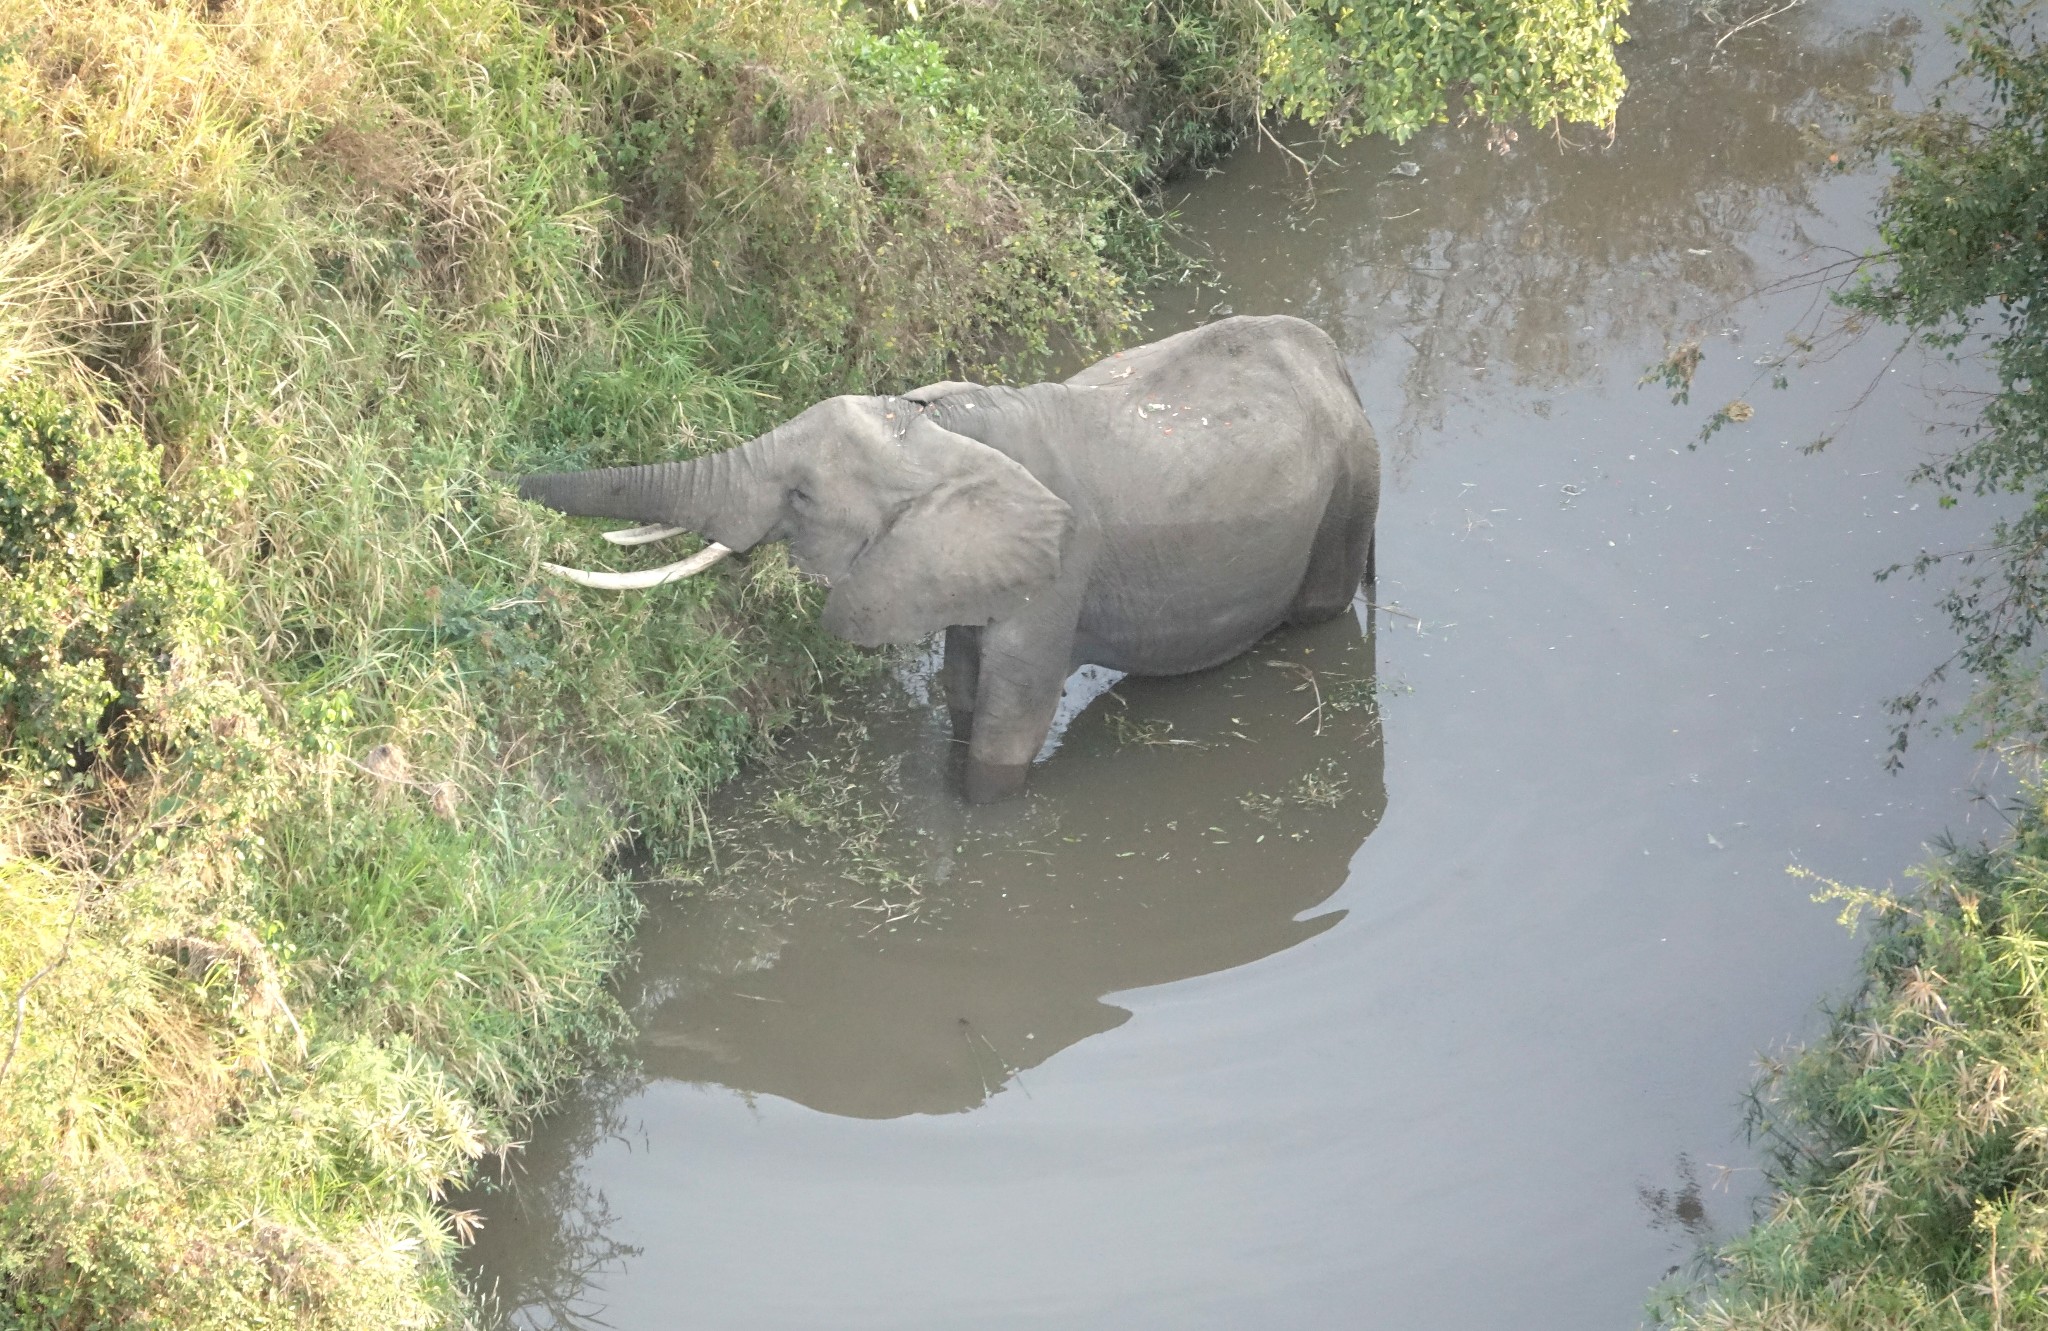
[[602, 523, 692, 546], [541, 543, 733, 590]]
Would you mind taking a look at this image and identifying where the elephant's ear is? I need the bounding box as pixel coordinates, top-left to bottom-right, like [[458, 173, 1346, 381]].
[[822, 419, 1071, 647]]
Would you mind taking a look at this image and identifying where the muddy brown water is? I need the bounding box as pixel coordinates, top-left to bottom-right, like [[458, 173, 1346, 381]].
[[467, 4, 2009, 1326]]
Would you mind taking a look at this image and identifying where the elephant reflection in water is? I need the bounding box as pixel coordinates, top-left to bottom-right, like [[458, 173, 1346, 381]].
[[622, 603, 1385, 1119]]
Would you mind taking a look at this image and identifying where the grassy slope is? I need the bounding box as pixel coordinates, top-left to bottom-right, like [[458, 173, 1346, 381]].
[[0, 1, 1626, 1326], [0, 3, 1165, 1323]]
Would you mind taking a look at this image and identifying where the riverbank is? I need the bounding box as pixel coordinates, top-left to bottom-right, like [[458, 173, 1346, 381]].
[[1653, 806, 2048, 1329], [0, 3, 1183, 1323], [1650, 0, 2048, 1320], [0, 5, 1153, 1327], [0, 2, 1628, 1326]]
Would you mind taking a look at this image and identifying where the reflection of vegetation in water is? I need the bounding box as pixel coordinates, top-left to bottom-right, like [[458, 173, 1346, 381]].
[[456, 1067, 646, 1331], [1198, 3, 1915, 460]]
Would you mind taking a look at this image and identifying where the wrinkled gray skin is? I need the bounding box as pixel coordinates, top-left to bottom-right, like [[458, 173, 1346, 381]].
[[518, 315, 1379, 802]]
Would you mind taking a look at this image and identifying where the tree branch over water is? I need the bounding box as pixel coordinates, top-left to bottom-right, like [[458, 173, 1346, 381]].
[[1650, 0, 2048, 763]]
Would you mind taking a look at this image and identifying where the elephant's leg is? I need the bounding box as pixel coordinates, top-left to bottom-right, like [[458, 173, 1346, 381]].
[[1288, 483, 1372, 625], [941, 625, 981, 740], [962, 611, 1076, 804]]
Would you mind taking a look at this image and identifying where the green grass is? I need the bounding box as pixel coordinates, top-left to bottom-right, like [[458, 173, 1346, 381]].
[[0, 1, 1629, 1325], [1653, 820, 2048, 1330]]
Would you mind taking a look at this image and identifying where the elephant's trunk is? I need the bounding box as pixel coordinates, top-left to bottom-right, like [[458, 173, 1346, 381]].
[[518, 437, 782, 554]]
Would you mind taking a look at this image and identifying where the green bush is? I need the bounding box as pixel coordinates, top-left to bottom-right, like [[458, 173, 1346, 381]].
[[0, 380, 236, 782], [1260, 0, 1630, 143], [1836, 0, 2048, 753], [1655, 825, 2048, 1330]]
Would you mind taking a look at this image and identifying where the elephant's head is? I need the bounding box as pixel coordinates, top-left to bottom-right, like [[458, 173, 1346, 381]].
[[517, 395, 1073, 646]]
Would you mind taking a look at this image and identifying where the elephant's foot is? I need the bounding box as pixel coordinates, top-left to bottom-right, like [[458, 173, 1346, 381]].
[[964, 759, 1028, 804], [948, 707, 975, 742]]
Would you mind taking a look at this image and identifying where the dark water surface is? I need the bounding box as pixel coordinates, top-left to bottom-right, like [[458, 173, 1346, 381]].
[[468, 4, 2008, 1326]]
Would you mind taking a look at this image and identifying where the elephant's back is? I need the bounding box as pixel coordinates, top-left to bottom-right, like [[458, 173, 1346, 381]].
[[1062, 319, 1375, 674], [1070, 314, 1357, 400], [1068, 315, 1373, 472], [1066, 315, 1371, 522], [1065, 314, 1343, 386]]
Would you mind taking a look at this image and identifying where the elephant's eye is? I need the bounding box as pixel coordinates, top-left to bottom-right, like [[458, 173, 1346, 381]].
[[788, 486, 814, 508]]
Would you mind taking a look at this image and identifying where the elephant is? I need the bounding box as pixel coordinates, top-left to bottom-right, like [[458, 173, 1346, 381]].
[[517, 314, 1379, 802]]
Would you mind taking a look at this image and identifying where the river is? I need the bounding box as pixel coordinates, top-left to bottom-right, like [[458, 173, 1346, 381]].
[[465, 3, 2005, 1325]]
